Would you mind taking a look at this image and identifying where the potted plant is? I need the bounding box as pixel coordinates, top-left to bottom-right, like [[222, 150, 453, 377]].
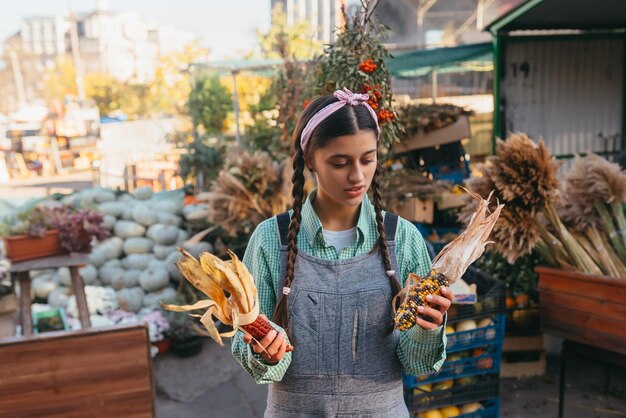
[[0, 204, 109, 262], [166, 313, 203, 358]]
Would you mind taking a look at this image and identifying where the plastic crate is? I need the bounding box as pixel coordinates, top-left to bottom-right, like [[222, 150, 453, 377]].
[[447, 268, 506, 324], [403, 343, 502, 387], [406, 373, 499, 413], [505, 306, 541, 336], [409, 399, 499, 418], [447, 314, 506, 353]]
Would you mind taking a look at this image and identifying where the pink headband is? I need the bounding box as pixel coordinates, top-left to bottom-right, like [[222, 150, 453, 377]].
[[300, 88, 380, 153]]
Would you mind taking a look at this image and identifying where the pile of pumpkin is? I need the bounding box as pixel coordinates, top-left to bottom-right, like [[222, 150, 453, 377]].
[[29, 186, 210, 317]]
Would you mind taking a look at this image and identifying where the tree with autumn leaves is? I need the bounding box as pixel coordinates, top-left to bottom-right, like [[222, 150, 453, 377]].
[[313, 0, 402, 150]]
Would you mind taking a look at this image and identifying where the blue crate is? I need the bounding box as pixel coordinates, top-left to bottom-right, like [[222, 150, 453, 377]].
[[406, 373, 499, 413], [403, 342, 502, 387], [447, 314, 506, 353], [458, 399, 500, 418]]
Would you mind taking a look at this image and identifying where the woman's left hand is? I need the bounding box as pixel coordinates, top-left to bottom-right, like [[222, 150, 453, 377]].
[[415, 286, 453, 330]]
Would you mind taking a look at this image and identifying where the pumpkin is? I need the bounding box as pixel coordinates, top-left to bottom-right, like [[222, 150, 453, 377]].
[[157, 212, 182, 227], [139, 266, 169, 292], [57, 267, 71, 287], [143, 286, 176, 309], [133, 186, 153, 200], [123, 237, 154, 254], [93, 188, 116, 203], [182, 241, 213, 258], [101, 215, 116, 230], [114, 220, 146, 239], [132, 204, 158, 226], [116, 287, 145, 313], [99, 265, 124, 286], [79, 265, 98, 285], [121, 205, 135, 220], [154, 200, 180, 215], [165, 251, 183, 282], [122, 269, 141, 288], [177, 229, 190, 243], [111, 269, 141, 290], [67, 285, 118, 316], [48, 287, 71, 308], [146, 224, 179, 245], [153, 244, 177, 260], [121, 254, 154, 270], [89, 248, 106, 268], [98, 201, 126, 217], [102, 258, 122, 268], [32, 277, 58, 299]]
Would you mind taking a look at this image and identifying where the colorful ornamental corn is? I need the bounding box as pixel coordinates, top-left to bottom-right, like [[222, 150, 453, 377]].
[[161, 249, 293, 352], [393, 191, 503, 331], [394, 271, 448, 331]]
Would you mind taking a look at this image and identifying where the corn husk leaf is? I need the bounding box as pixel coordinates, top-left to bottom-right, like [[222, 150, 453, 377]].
[[432, 189, 503, 284], [160, 248, 260, 346]]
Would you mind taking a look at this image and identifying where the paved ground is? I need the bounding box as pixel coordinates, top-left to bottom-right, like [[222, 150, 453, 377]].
[[152, 339, 626, 418]]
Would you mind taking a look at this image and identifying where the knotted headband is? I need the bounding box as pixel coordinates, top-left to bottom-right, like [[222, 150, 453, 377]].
[[300, 88, 380, 153]]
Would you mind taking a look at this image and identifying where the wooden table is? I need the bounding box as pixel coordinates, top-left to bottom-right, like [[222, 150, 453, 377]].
[[10, 253, 91, 336]]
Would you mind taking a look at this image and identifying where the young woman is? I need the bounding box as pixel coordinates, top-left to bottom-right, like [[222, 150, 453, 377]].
[[232, 88, 452, 417]]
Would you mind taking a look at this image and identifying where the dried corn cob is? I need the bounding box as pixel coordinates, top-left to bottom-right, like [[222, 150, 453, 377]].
[[394, 191, 503, 331], [161, 249, 293, 352], [394, 271, 448, 330]]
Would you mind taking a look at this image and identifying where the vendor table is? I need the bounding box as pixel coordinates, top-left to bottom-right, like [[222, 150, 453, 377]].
[[558, 340, 626, 418], [10, 253, 91, 336]]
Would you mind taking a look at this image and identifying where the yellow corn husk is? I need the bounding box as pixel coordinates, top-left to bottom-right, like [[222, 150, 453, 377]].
[[394, 190, 503, 331], [160, 248, 293, 351]]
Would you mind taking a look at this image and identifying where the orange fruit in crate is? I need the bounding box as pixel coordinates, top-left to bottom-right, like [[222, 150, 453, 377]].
[[515, 293, 529, 308], [440, 405, 461, 417], [505, 296, 516, 309], [472, 348, 493, 370]]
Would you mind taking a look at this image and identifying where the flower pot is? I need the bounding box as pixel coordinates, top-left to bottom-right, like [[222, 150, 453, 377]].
[[537, 266, 626, 356], [3, 230, 66, 262], [171, 337, 203, 358]]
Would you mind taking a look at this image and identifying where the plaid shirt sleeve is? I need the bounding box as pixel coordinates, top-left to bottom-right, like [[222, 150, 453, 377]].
[[395, 218, 447, 376], [231, 218, 292, 384]]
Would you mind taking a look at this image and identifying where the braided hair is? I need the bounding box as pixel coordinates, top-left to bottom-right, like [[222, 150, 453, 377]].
[[272, 94, 400, 329]]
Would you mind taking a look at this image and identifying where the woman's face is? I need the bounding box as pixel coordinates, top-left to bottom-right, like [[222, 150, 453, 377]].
[[306, 130, 378, 208]]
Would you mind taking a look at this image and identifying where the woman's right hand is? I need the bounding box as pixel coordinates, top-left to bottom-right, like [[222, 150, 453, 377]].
[[242, 314, 288, 364]]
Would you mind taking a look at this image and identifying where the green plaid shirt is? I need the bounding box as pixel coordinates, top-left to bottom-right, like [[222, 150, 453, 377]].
[[232, 192, 447, 384]]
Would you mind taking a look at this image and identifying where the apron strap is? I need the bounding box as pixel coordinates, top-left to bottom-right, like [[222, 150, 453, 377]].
[[276, 211, 291, 247], [383, 212, 399, 243]]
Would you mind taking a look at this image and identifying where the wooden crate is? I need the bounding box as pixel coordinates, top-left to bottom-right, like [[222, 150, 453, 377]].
[[537, 266, 626, 356], [0, 324, 155, 417], [500, 335, 546, 378]]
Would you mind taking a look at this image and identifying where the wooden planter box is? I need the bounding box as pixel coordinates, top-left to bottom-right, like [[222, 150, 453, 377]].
[[537, 266, 626, 356], [3, 230, 65, 262]]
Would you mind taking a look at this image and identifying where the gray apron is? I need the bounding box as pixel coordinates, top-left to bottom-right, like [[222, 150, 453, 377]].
[[265, 212, 409, 418]]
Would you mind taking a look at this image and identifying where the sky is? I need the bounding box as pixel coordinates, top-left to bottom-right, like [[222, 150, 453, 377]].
[[0, 0, 271, 60]]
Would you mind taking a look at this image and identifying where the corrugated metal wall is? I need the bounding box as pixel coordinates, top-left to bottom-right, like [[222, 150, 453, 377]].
[[501, 36, 624, 162]]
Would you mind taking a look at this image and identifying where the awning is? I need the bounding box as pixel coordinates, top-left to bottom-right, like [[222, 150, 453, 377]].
[[386, 43, 493, 79], [486, 0, 626, 33]]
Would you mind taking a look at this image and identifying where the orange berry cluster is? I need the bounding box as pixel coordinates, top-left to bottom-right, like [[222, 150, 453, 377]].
[[359, 59, 377, 73], [377, 109, 394, 124], [367, 95, 379, 110]]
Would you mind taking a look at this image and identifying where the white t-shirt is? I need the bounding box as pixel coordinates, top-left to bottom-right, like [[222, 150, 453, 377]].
[[322, 227, 357, 254]]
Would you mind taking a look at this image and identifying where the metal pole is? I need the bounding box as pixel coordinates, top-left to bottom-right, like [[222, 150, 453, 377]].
[[431, 70, 438, 103], [231, 70, 242, 147]]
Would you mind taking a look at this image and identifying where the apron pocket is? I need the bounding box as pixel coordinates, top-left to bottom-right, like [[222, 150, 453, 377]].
[[287, 289, 321, 375], [355, 288, 398, 376]]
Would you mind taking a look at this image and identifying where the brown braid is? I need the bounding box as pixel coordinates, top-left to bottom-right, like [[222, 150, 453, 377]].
[[272, 143, 306, 329], [371, 161, 402, 304]]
